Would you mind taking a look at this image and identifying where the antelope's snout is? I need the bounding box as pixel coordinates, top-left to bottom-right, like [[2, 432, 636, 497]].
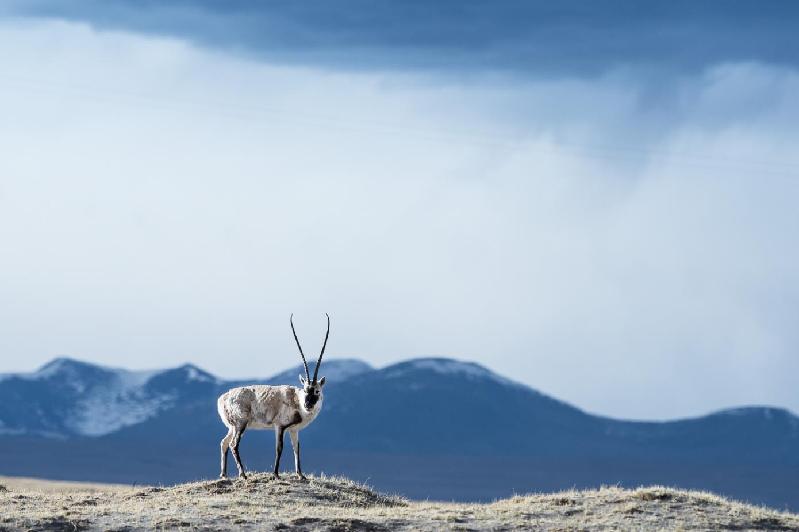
[[304, 388, 320, 410]]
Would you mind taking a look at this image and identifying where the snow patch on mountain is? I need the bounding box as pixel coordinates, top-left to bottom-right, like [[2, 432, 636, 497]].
[[185, 366, 214, 383], [386, 358, 522, 388], [714, 406, 799, 423], [410, 359, 496, 378], [31, 358, 85, 380], [117, 369, 160, 387], [3, 357, 158, 386], [64, 367, 178, 436], [0, 358, 90, 387], [320, 359, 373, 381], [69, 390, 175, 437], [265, 359, 373, 384], [0, 358, 184, 437], [173, 364, 220, 384]]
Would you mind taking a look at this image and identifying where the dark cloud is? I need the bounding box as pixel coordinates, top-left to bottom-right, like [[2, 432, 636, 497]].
[[8, 0, 799, 75]]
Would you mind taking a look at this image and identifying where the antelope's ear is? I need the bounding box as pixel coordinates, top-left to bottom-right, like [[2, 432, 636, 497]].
[[319, 376, 326, 387], [299, 374, 306, 386]]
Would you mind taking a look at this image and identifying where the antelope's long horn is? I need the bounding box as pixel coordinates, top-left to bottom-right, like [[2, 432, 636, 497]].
[[291, 314, 311, 382], [312, 313, 330, 383]]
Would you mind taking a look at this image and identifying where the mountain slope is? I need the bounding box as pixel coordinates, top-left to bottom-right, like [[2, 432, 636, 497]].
[[308, 358, 608, 454], [0, 358, 219, 438], [1, 356, 798, 510], [0, 357, 369, 438]]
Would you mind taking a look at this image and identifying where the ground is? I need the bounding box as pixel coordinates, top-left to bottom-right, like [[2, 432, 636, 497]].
[[1, 473, 798, 531]]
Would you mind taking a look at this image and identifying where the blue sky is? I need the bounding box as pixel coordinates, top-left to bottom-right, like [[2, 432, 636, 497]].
[[0, 2, 798, 420]]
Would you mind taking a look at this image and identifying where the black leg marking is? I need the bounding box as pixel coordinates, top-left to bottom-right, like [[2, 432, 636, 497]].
[[274, 426, 285, 478], [282, 414, 304, 479], [287, 412, 303, 427], [296, 438, 302, 478], [231, 425, 247, 479]]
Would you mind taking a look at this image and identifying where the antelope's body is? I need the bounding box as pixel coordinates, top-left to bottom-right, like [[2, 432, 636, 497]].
[[218, 385, 322, 432], [218, 315, 329, 480]]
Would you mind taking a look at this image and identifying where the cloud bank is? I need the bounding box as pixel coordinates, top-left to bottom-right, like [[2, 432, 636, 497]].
[[7, 0, 799, 75], [0, 17, 797, 419]]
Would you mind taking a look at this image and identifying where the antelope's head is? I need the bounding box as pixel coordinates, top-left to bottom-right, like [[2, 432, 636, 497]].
[[292, 313, 329, 411]]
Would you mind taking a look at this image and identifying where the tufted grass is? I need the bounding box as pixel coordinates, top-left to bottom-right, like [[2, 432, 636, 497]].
[[1, 473, 798, 530]]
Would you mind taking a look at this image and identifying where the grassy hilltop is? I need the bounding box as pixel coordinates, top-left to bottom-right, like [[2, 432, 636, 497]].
[[1, 473, 798, 531]]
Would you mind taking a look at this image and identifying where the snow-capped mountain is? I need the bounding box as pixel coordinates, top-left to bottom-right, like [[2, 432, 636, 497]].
[[263, 359, 372, 386], [0, 357, 366, 438], [1, 356, 798, 510], [0, 358, 213, 437]]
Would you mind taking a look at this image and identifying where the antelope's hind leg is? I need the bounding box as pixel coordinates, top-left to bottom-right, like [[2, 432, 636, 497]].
[[273, 426, 286, 479], [230, 425, 248, 479], [219, 427, 235, 478], [289, 430, 305, 480]]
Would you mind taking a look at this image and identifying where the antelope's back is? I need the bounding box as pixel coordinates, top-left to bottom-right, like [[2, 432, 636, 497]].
[[217, 384, 299, 428]]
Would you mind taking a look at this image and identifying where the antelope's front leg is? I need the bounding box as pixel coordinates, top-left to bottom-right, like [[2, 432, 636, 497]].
[[289, 430, 305, 480], [230, 426, 248, 479], [273, 426, 285, 478]]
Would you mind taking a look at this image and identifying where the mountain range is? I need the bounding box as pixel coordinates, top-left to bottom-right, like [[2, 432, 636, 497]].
[[1, 357, 798, 510]]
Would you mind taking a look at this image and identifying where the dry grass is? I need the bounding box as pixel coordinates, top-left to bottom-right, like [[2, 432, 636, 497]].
[[0, 475, 134, 494], [1, 473, 797, 531]]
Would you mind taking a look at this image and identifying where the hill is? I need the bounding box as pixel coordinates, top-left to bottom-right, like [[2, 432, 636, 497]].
[[1, 357, 799, 510], [1, 474, 798, 531]]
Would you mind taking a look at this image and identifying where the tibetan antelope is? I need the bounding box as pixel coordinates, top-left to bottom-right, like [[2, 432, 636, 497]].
[[217, 314, 329, 479]]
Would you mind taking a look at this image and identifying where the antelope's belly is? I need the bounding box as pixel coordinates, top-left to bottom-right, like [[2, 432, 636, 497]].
[[247, 421, 274, 430]]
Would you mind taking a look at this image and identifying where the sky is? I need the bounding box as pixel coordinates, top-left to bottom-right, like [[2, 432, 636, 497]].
[[1, 2, 798, 420]]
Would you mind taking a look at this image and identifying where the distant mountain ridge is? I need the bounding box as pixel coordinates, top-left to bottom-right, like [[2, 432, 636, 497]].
[[1, 356, 798, 510], [0, 357, 370, 438]]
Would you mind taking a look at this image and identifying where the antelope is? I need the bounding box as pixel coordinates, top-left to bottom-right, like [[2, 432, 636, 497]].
[[217, 314, 329, 480]]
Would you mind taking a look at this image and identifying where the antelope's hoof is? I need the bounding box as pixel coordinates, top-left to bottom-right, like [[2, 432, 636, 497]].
[[219, 473, 227, 479], [239, 472, 248, 480], [273, 473, 281, 480], [297, 474, 307, 481]]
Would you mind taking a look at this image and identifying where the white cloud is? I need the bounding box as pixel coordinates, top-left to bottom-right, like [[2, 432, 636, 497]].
[[0, 18, 798, 420]]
